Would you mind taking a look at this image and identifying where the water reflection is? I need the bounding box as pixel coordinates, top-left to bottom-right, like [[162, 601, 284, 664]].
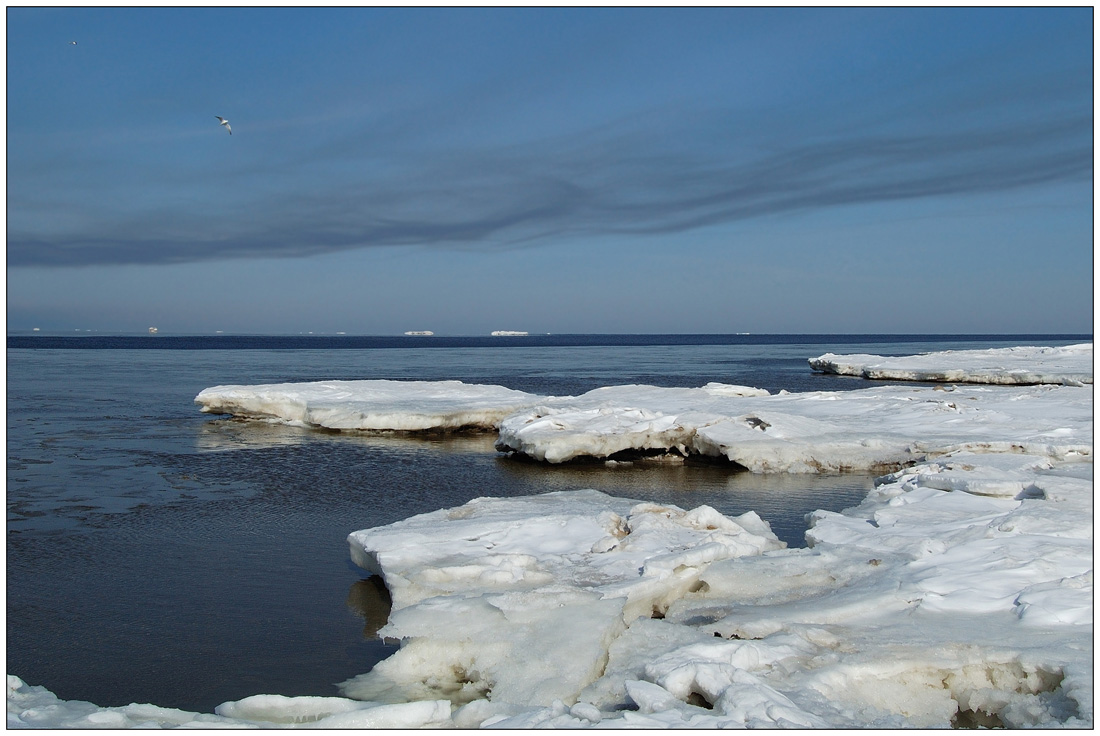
[[195, 416, 875, 549], [195, 418, 313, 451], [346, 576, 393, 640], [196, 417, 500, 455]]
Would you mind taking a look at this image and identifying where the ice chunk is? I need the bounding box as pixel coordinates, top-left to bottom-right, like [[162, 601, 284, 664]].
[[809, 343, 1092, 385], [342, 490, 783, 707], [195, 379, 543, 431], [499, 383, 1092, 470]]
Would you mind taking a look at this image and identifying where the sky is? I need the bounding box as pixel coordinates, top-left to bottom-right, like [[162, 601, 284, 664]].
[[6, 7, 1094, 335]]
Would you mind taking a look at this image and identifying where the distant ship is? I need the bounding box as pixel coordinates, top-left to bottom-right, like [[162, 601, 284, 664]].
[[147, 327, 158, 334], [404, 330, 434, 336], [491, 330, 528, 337]]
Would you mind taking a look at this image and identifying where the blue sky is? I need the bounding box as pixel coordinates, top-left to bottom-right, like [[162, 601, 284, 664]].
[[6, 7, 1094, 334]]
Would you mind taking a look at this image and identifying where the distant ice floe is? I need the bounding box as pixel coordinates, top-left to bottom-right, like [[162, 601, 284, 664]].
[[809, 343, 1093, 386], [195, 379, 542, 431]]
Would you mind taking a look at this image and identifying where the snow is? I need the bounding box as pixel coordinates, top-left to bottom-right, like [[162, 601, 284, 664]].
[[10, 345, 1093, 728], [339, 450, 1092, 728], [809, 343, 1093, 385], [195, 379, 542, 431], [341, 490, 784, 708], [497, 382, 1091, 471]]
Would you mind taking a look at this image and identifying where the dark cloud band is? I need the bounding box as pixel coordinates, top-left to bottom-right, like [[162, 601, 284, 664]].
[[8, 110, 1091, 268]]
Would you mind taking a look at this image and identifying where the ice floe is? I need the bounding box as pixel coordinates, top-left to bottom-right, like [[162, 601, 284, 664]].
[[809, 343, 1093, 385], [194, 376, 1090, 473], [195, 379, 542, 431], [341, 489, 784, 709], [337, 450, 1092, 728], [497, 382, 1092, 471]]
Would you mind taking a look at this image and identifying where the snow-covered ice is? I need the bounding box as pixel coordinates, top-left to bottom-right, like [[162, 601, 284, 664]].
[[10, 345, 1093, 728], [195, 379, 543, 431], [809, 343, 1093, 385], [497, 382, 1091, 471], [339, 448, 1091, 728], [341, 489, 784, 708]]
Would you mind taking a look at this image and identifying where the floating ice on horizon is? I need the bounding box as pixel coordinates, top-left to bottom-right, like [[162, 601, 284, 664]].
[[809, 343, 1092, 385]]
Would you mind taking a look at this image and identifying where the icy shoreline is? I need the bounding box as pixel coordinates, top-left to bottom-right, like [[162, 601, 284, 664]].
[[9, 448, 1093, 728], [9, 345, 1093, 728]]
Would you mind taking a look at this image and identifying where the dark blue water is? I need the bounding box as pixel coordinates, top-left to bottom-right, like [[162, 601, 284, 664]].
[[6, 334, 1088, 714], [8, 332, 1088, 350]]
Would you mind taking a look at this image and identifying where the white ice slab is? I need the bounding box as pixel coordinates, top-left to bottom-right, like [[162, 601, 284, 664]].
[[344, 453, 1092, 728], [342, 489, 783, 707], [498, 383, 1092, 471], [195, 379, 543, 431], [809, 343, 1093, 385]]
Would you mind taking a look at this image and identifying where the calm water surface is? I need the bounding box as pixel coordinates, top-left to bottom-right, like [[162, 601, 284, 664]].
[[7, 334, 1087, 712]]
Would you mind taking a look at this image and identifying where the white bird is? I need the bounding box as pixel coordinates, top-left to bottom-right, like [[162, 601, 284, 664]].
[[215, 116, 231, 135], [69, 41, 77, 45]]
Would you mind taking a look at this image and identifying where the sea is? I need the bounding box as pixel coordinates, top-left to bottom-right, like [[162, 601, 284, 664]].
[[6, 332, 1089, 714]]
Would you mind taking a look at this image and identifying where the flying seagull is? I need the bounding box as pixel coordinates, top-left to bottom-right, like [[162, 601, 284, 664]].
[[215, 116, 231, 135], [69, 41, 77, 45]]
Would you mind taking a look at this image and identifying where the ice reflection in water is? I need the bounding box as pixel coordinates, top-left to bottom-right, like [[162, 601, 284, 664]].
[[346, 576, 396, 642]]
